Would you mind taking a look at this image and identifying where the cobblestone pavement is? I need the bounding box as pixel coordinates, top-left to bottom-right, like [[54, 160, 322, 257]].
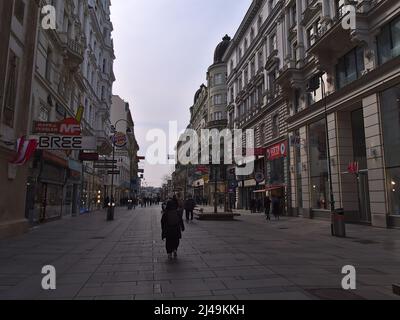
[[0, 207, 399, 300]]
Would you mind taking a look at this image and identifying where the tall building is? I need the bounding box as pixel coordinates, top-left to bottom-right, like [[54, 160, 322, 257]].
[[24, 0, 115, 222], [277, 0, 400, 228], [0, 0, 40, 238], [110, 95, 140, 204], [224, 0, 288, 211], [174, 36, 232, 205]]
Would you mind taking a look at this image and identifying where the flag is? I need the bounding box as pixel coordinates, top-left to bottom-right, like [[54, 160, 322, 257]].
[[348, 161, 359, 174], [10, 136, 38, 166]]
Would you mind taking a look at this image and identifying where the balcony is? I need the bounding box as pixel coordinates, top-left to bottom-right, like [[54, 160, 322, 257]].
[[59, 33, 84, 70], [207, 119, 228, 129], [301, 0, 321, 26], [307, 1, 383, 66]]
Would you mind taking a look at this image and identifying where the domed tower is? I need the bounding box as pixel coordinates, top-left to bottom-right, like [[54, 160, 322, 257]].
[[207, 35, 231, 129]]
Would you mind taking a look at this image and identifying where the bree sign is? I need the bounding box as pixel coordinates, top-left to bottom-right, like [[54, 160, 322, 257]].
[[32, 136, 97, 150]]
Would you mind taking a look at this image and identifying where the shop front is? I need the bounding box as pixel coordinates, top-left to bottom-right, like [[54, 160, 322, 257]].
[[265, 140, 289, 215], [33, 151, 68, 223], [380, 84, 400, 227]]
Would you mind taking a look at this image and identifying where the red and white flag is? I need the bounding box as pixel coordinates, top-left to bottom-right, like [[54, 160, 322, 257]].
[[10, 136, 38, 166]]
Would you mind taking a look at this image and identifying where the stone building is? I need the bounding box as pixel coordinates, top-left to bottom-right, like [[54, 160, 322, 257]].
[[224, 0, 289, 211], [277, 0, 400, 228], [0, 0, 40, 238], [26, 0, 115, 222]]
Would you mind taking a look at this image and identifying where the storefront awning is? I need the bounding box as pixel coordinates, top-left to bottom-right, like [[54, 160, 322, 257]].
[[253, 184, 287, 193]]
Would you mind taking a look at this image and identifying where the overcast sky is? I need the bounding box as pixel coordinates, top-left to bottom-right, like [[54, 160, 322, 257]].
[[111, 0, 252, 187]]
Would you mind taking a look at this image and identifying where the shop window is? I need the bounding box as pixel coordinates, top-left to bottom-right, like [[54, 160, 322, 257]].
[[381, 85, 400, 215], [377, 16, 400, 65], [336, 46, 365, 89], [3, 50, 19, 128], [309, 119, 329, 210]]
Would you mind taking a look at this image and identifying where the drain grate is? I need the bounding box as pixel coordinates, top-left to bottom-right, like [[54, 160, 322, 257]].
[[305, 288, 365, 300], [90, 237, 106, 240]]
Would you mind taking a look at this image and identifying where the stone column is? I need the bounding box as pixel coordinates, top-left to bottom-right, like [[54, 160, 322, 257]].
[[363, 94, 388, 228], [327, 113, 342, 210]]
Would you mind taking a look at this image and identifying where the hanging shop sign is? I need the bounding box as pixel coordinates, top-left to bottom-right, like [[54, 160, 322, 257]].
[[255, 172, 265, 183], [266, 141, 288, 161], [33, 118, 82, 136], [79, 152, 99, 162], [31, 136, 97, 150], [112, 132, 127, 148]]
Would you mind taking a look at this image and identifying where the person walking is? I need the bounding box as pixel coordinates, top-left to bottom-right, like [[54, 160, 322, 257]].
[[161, 198, 185, 260], [184, 195, 196, 222], [272, 196, 281, 220], [250, 198, 256, 213], [176, 193, 184, 218], [264, 196, 272, 221]]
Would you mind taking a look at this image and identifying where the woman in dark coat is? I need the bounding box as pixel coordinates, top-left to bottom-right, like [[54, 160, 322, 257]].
[[264, 196, 272, 221], [272, 196, 281, 220], [161, 198, 185, 260]]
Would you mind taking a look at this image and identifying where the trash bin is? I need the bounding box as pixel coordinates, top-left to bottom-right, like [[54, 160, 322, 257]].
[[331, 209, 346, 238]]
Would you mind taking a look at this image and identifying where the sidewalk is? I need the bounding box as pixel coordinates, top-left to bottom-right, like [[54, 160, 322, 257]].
[[0, 206, 399, 300]]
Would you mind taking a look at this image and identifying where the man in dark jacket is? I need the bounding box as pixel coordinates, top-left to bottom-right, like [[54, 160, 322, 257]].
[[161, 198, 185, 260], [184, 195, 196, 221], [264, 196, 272, 221]]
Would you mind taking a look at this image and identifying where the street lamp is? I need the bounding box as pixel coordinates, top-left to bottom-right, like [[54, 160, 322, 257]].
[[307, 72, 336, 213], [107, 119, 133, 221]]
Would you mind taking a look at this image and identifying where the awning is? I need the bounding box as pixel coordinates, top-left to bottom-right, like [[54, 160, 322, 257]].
[[253, 185, 287, 193]]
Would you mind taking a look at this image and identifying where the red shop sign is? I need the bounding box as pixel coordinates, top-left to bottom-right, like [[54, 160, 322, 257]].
[[267, 141, 288, 161]]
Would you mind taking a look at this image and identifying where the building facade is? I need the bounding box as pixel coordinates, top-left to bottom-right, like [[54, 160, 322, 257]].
[[277, 0, 400, 228], [224, 0, 289, 211], [110, 95, 140, 204], [0, 0, 40, 238], [26, 0, 115, 221]]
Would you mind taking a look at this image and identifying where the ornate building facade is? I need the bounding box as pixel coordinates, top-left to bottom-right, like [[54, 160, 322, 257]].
[[25, 0, 115, 222], [0, 0, 40, 238]]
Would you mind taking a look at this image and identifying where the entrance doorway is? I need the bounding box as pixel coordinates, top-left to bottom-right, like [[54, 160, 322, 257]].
[[357, 172, 371, 223], [351, 108, 371, 223]]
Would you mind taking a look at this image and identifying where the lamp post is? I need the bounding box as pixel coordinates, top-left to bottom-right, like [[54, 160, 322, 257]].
[[307, 73, 335, 214], [107, 119, 133, 221]]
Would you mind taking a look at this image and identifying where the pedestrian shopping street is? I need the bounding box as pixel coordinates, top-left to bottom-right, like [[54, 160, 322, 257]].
[[0, 207, 399, 300]]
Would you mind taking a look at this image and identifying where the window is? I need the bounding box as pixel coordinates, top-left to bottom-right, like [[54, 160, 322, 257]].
[[244, 69, 248, 85], [258, 50, 264, 70], [377, 16, 400, 65], [258, 15, 263, 31], [335, 0, 346, 18], [214, 73, 224, 86], [260, 123, 266, 146], [250, 59, 256, 78], [293, 89, 301, 114], [292, 41, 298, 62], [238, 76, 243, 91], [38, 105, 50, 122], [307, 19, 321, 48], [272, 114, 279, 138], [213, 94, 223, 105], [381, 85, 400, 215], [3, 50, 19, 127], [270, 33, 277, 53], [45, 48, 52, 82], [336, 46, 365, 89], [14, 0, 25, 25], [309, 119, 329, 210], [214, 112, 223, 121], [308, 73, 327, 106], [250, 28, 255, 42], [290, 5, 297, 28]]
